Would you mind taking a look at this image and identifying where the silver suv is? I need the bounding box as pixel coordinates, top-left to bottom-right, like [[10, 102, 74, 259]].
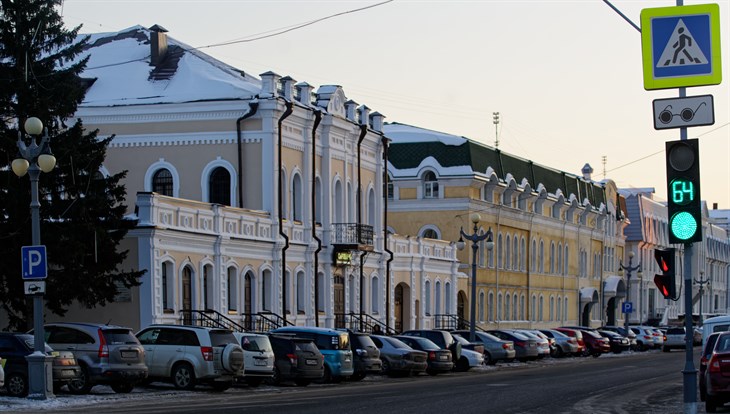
[[233, 332, 274, 387], [44, 322, 148, 394], [663, 327, 687, 352], [136, 325, 244, 391]]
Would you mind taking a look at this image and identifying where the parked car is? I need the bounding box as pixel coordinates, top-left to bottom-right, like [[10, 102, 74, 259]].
[[451, 330, 515, 365], [370, 335, 427, 376], [554, 328, 586, 356], [629, 326, 657, 351], [270, 326, 354, 382], [576, 329, 610, 357], [136, 325, 244, 391], [400, 330, 461, 364], [662, 327, 687, 352], [267, 334, 323, 386], [649, 328, 665, 349], [0, 357, 4, 389], [0, 332, 81, 397], [395, 335, 453, 375], [703, 331, 730, 412], [701, 315, 730, 347], [487, 329, 539, 361], [43, 322, 148, 394], [600, 326, 637, 350], [233, 332, 274, 387], [452, 334, 485, 371], [345, 331, 382, 381], [700, 332, 722, 402], [597, 330, 631, 354], [518, 330, 551, 358], [539, 329, 579, 358]]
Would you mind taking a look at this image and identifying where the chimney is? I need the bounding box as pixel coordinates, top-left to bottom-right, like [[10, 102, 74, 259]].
[[713, 202, 718, 210], [357, 105, 370, 127], [149, 24, 169, 67], [295, 82, 313, 105], [345, 100, 358, 122], [581, 163, 593, 181], [370, 112, 385, 132], [280, 76, 296, 101], [259, 71, 281, 98]]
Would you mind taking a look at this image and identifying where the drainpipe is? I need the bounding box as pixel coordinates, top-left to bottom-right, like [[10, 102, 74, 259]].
[[236, 101, 259, 208], [311, 110, 323, 327], [278, 101, 294, 323], [357, 124, 367, 332], [382, 136, 393, 332]]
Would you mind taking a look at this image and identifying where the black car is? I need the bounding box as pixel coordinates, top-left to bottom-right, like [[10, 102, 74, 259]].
[[267, 335, 324, 386], [597, 330, 631, 354], [395, 335, 453, 375], [0, 332, 81, 397], [346, 332, 382, 381], [399, 330, 462, 364], [700, 332, 722, 402]]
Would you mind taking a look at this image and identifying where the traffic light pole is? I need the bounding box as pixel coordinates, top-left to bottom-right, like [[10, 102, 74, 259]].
[[683, 243, 696, 414]]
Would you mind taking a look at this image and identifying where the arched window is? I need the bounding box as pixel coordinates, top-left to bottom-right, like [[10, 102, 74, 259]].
[[445, 282, 452, 314], [564, 245, 570, 275], [513, 236, 519, 270], [549, 296, 555, 321], [424, 280, 431, 316], [292, 173, 303, 222], [520, 238, 526, 271], [422, 228, 439, 239], [152, 169, 173, 196], [280, 170, 288, 219], [557, 297, 562, 322], [550, 242, 555, 274], [488, 292, 494, 321], [505, 293, 511, 321], [520, 295, 525, 320], [368, 188, 376, 226], [435, 281, 442, 315], [315, 177, 323, 224], [513, 293, 518, 320], [209, 167, 231, 205], [539, 296, 544, 321], [478, 291, 485, 321], [530, 239, 537, 272], [497, 293, 503, 320], [162, 261, 173, 311], [203, 264, 214, 310], [539, 240, 545, 273], [564, 297, 569, 320], [296, 271, 305, 313], [423, 171, 439, 198], [505, 235, 511, 270], [334, 180, 344, 223], [531, 295, 537, 322], [371, 276, 379, 314], [262, 269, 273, 311], [228, 267, 237, 312], [385, 173, 394, 200], [557, 244, 563, 275]]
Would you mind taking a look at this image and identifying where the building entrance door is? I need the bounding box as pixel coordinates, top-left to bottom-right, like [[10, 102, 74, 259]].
[[334, 275, 345, 328]]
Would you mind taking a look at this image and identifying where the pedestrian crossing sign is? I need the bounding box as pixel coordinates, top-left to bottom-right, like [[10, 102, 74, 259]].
[[641, 4, 722, 90]]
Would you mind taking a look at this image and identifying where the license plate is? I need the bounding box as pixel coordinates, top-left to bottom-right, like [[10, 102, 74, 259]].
[[121, 351, 137, 358], [254, 359, 267, 366], [439, 355, 449, 361], [305, 359, 317, 366]]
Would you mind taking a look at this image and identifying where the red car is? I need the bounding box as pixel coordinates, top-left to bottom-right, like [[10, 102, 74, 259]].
[[578, 329, 611, 357], [703, 332, 730, 412]]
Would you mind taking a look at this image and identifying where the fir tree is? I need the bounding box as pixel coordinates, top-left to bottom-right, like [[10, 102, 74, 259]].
[[0, 0, 145, 329]]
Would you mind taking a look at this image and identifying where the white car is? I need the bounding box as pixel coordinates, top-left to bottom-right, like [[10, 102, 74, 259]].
[[457, 348, 485, 371], [233, 332, 274, 387], [0, 356, 5, 388]]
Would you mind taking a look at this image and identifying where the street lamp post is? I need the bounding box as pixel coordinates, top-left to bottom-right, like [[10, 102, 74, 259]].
[[456, 213, 493, 343], [695, 271, 711, 326], [12, 117, 57, 399], [619, 251, 642, 339]]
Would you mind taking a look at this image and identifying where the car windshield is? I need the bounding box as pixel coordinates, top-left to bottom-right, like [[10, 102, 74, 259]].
[[241, 336, 272, 352], [715, 335, 730, 353], [583, 330, 601, 339], [19, 336, 53, 353], [103, 329, 140, 345], [548, 330, 569, 338], [667, 328, 685, 335], [294, 340, 318, 353], [383, 336, 411, 349], [210, 330, 237, 347], [353, 334, 376, 349], [508, 331, 529, 340], [477, 332, 502, 342]]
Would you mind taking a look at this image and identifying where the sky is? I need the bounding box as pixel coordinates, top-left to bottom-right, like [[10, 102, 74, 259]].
[[59, 0, 730, 209]]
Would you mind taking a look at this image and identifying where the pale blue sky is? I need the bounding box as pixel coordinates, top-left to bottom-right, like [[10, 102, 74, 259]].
[[61, 0, 730, 209]]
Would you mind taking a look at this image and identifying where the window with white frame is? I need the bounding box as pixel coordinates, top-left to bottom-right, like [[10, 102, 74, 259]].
[[423, 171, 439, 198]]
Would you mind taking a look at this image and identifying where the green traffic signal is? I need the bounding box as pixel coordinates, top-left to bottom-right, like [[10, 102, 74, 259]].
[[665, 139, 702, 244], [670, 211, 699, 241]]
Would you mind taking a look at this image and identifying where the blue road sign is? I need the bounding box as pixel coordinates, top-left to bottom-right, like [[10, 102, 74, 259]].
[[640, 4, 722, 90], [622, 302, 633, 314], [21, 245, 47, 280]]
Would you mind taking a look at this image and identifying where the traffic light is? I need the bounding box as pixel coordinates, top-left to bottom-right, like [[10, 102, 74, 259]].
[[654, 248, 676, 299], [666, 138, 702, 244]]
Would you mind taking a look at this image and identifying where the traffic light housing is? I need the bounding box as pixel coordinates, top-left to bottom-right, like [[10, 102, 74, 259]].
[[666, 139, 702, 244], [654, 248, 676, 299]]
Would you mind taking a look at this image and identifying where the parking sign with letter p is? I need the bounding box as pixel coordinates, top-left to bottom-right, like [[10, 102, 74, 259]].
[[21, 245, 47, 280]]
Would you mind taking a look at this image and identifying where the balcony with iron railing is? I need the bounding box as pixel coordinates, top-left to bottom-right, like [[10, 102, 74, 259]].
[[332, 223, 374, 251]]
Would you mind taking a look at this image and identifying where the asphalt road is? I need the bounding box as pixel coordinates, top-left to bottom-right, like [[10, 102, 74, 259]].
[[10, 349, 708, 414]]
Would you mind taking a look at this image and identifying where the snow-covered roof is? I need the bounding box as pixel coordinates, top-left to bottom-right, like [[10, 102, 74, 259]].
[[384, 122, 467, 146], [77, 25, 261, 107]]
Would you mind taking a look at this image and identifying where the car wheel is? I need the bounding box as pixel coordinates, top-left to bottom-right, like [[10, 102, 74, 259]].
[[110, 382, 135, 393], [270, 367, 282, 385], [211, 381, 232, 392], [171, 362, 196, 390], [426, 369, 438, 376], [294, 379, 310, 387], [6, 372, 29, 397], [483, 352, 493, 365], [380, 360, 391, 375], [68, 365, 93, 395], [706, 396, 718, 413], [662, 346, 669, 352], [321, 365, 333, 383], [455, 356, 470, 372], [554, 346, 564, 358], [350, 372, 366, 381]]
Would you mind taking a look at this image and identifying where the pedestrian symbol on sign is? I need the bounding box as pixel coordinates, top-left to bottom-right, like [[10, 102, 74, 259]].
[[657, 20, 708, 67]]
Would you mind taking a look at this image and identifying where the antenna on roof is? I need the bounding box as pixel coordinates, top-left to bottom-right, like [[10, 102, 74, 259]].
[[492, 112, 500, 148]]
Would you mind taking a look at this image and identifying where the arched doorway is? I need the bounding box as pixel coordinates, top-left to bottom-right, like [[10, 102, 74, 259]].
[[457, 291, 467, 329], [182, 266, 193, 324], [395, 283, 411, 332], [581, 303, 593, 327], [244, 271, 253, 330], [606, 297, 618, 326], [334, 275, 345, 328]]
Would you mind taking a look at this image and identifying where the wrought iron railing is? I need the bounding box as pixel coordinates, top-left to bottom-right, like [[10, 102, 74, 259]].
[[433, 314, 480, 331], [332, 223, 374, 248], [334, 312, 398, 335], [179, 309, 247, 332]]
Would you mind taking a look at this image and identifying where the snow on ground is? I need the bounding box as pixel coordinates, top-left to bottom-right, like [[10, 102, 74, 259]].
[[0, 349, 659, 412]]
